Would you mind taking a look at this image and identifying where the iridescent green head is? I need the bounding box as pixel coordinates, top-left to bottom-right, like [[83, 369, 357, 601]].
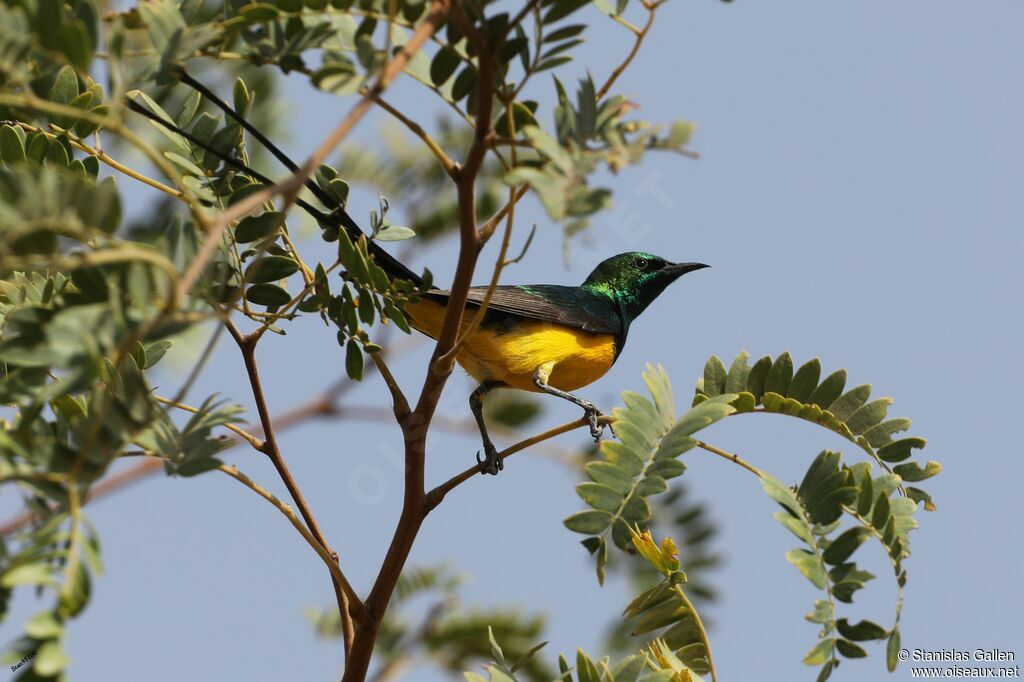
[[581, 252, 709, 323]]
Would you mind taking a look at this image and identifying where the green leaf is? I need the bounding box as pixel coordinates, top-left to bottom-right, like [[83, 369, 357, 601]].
[[0, 125, 27, 164], [893, 460, 941, 482], [576, 482, 624, 512], [563, 510, 612, 535], [836, 618, 887, 641], [788, 358, 821, 402], [764, 351, 793, 395], [345, 339, 364, 380], [822, 527, 871, 565], [745, 355, 772, 400], [511, 640, 548, 673], [542, 0, 589, 24], [239, 2, 279, 22], [177, 89, 202, 127], [871, 492, 891, 530], [808, 369, 847, 407], [702, 355, 726, 397], [233, 78, 251, 116], [24, 611, 63, 639], [877, 437, 926, 463], [34, 640, 71, 676], [774, 510, 813, 544], [828, 384, 871, 421], [244, 255, 300, 283], [584, 462, 633, 495], [724, 351, 751, 393], [887, 628, 901, 671], [846, 398, 892, 435], [235, 212, 284, 243], [430, 46, 460, 85], [245, 283, 291, 308], [836, 639, 867, 658], [803, 638, 833, 665], [785, 548, 827, 589], [48, 65, 80, 106], [1, 562, 54, 587], [374, 225, 416, 241]]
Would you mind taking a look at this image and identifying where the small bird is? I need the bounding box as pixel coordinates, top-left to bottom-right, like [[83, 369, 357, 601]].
[[399, 254, 708, 474], [130, 78, 709, 475]]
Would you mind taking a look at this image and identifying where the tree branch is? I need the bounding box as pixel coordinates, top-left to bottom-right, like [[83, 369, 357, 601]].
[[218, 463, 360, 615], [368, 92, 457, 177], [694, 439, 763, 477], [0, 377, 352, 537], [226, 320, 369, 639], [369, 351, 411, 424], [424, 415, 615, 512], [596, 1, 659, 101]]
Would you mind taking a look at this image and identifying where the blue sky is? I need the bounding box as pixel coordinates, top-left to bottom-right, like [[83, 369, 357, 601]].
[[4, 1, 1023, 680]]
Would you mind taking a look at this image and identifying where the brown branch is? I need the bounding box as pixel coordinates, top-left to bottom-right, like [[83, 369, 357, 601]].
[[478, 183, 528, 242], [424, 416, 615, 512], [342, 4, 502, 679], [217, 463, 358, 606], [369, 92, 457, 177], [444, 102, 522, 360], [369, 351, 411, 424], [225, 320, 369, 645], [596, 1, 659, 101], [505, 0, 542, 38]]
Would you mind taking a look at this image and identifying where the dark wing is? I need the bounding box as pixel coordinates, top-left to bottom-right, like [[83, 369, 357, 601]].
[[424, 284, 622, 335]]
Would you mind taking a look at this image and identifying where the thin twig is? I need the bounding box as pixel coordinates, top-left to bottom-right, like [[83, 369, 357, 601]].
[[596, 2, 659, 101], [424, 416, 615, 512], [671, 583, 718, 682], [155, 395, 265, 451], [505, 0, 542, 38], [445, 102, 522, 358], [694, 440, 762, 477], [226, 320, 369, 634], [478, 184, 528, 242], [368, 92, 457, 176], [369, 351, 411, 423], [0, 377, 349, 536], [217, 463, 358, 606]]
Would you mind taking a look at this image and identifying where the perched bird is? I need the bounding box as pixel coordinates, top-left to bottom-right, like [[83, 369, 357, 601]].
[[130, 76, 708, 475], [401, 254, 708, 474]]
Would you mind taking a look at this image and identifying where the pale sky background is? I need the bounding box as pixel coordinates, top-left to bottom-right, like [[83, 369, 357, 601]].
[[4, 1, 1024, 681]]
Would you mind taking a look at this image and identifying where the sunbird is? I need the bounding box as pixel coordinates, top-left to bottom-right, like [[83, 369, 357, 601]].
[[395, 254, 708, 474], [129, 75, 708, 475]]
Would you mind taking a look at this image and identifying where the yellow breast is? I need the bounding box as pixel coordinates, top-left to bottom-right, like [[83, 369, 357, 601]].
[[405, 298, 617, 392]]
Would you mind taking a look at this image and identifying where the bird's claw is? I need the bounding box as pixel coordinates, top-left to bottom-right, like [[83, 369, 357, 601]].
[[476, 443, 503, 475], [583, 404, 608, 442]]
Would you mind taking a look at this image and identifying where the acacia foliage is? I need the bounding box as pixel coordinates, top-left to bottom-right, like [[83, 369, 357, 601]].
[[562, 357, 937, 680], [0, 0, 937, 679]]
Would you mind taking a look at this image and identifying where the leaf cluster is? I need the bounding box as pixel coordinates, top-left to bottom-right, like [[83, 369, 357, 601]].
[[564, 364, 734, 584], [695, 351, 939, 510]]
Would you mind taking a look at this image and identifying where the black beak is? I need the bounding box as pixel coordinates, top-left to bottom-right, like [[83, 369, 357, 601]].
[[664, 262, 710, 277]]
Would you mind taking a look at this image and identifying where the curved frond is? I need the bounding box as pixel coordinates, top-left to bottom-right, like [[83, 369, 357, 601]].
[[695, 351, 939, 511], [564, 364, 735, 584]]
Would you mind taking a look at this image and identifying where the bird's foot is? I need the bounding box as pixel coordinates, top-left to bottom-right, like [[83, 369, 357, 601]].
[[583, 404, 608, 442], [476, 442, 503, 475]]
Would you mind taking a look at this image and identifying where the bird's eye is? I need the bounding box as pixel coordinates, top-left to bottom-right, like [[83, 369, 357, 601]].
[[634, 258, 650, 270]]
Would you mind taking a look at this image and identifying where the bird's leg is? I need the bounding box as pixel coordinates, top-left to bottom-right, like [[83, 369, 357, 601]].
[[532, 363, 608, 442], [470, 381, 503, 475]]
